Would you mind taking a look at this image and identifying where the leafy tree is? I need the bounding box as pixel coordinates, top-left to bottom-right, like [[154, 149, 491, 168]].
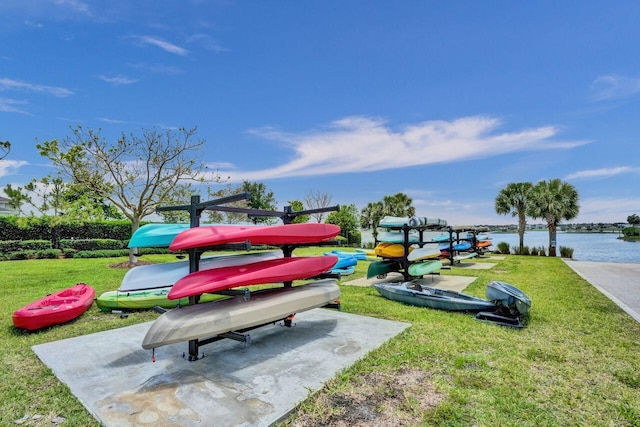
[[382, 193, 415, 217], [304, 189, 332, 223], [326, 204, 361, 245], [361, 192, 415, 241], [628, 214, 640, 226], [37, 126, 216, 265], [287, 200, 310, 224], [495, 182, 534, 253], [3, 184, 30, 215], [0, 141, 10, 160], [360, 201, 384, 241], [528, 179, 580, 256], [242, 180, 278, 224]]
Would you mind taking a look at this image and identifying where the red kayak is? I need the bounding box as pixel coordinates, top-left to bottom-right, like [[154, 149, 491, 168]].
[[12, 283, 96, 331], [169, 223, 341, 251], [168, 256, 339, 299]]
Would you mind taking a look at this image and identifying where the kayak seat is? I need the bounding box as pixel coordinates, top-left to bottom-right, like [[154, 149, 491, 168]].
[[407, 282, 423, 292]]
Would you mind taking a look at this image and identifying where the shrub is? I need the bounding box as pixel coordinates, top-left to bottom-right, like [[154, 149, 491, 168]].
[[622, 227, 640, 237], [35, 249, 62, 259], [4, 250, 36, 261], [532, 246, 547, 256], [59, 239, 126, 251], [496, 242, 510, 254], [560, 246, 574, 258], [514, 245, 530, 256], [0, 240, 52, 254], [62, 248, 77, 259], [74, 249, 130, 258]]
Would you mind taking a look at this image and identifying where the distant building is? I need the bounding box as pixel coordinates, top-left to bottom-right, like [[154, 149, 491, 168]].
[[0, 196, 18, 216]]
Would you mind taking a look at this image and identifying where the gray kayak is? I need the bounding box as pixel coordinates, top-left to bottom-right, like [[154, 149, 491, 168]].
[[142, 279, 341, 350], [374, 279, 497, 312]]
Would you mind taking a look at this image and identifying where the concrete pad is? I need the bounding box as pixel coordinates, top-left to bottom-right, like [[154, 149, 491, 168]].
[[450, 262, 496, 270], [563, 260, 640, 323], [32, 308, 409, 427], [344, 273, 475, 293]]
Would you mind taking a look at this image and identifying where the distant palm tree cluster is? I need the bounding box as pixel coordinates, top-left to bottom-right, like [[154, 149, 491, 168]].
[[495, 179, 579, 257]]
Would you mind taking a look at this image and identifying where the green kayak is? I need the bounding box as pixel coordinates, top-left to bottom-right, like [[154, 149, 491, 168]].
[[408, 260, 443, 277], [96, 287, 223, 312]]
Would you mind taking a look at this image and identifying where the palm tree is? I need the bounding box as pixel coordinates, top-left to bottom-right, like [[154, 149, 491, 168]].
[[495, 182, 533, 253], [382, 193, 415, 217], [528, 179, 580, 256]]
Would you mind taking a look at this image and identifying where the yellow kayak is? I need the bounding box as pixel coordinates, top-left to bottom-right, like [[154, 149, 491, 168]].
[[374, 242, 413, 258]]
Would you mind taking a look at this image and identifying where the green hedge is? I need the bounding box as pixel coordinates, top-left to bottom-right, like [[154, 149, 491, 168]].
[[0, 217, 134, 241], [2, 249, 62, 261], [0, 240, 52, 253], [59, 239, 127, 251]]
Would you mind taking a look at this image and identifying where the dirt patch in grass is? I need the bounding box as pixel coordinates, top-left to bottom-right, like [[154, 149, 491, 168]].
[[290, 368, 444, 426]]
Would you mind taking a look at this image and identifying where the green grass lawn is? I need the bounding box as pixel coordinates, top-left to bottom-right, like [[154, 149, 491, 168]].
[[1, 251, 639, 426]]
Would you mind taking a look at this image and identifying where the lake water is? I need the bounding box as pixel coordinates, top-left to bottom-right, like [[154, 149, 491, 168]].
[[361, 230, 640, 264], [490, 231, 640, 264]]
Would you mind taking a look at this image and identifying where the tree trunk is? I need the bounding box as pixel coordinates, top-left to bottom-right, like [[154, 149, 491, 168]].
[[518, 212, 526, 253], [547, 217, 557, 257], [129, 217, 140, 267]]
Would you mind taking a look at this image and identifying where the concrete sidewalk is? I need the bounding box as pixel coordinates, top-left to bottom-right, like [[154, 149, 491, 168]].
[[563, 259, 640, 323]]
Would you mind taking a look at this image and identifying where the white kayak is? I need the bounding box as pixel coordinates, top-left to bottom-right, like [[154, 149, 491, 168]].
[[119, 251, 283, 292]]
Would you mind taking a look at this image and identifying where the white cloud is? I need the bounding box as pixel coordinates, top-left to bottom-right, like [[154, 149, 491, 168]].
[[566, 166, 639, 180], [134, 35, 189, 56], [0, 77, 74, 97], [574, 197, 640, 223], [214, 115, 588, 182], [0, 159, 28, 177], [97, 74, 139, 86], [0, 97, 31, 115], [591, 74, 640, 101]]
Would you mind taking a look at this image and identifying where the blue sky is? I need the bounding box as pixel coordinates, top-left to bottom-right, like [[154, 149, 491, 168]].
[[1, 1, 640, 225]]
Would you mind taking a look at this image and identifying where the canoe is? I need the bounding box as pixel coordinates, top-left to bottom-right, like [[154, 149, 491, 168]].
[[475, 240, 492, 248], [431, 234, 451, 243], [407, 247, 441, 262], [331, 266, 355, 276], [378, 216, 447, 228], [453, 252, 478, 262], [169, 223, 341, 251], [118, 251, 283, 292], [355, 248, 376, 256], [331, 250, 368, 260], [376, 231, 420, 244], [324, 254, 357, 269], [12, 283, 95, 331], [438, 241, 472, 252], [407, 260, 443, 277], [374, 242, 411, 258], [128, 223, 272, 248], [96, 287, 223, 312], [142, 279, 341, 349], [167, 256, 339, 299], [374, 280, 497, 312], [367, 260, 401, 278]]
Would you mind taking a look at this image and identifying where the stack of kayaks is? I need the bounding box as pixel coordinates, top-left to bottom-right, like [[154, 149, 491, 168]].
[[368, 216, 447, 279], [136, 222, 343, 350]]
